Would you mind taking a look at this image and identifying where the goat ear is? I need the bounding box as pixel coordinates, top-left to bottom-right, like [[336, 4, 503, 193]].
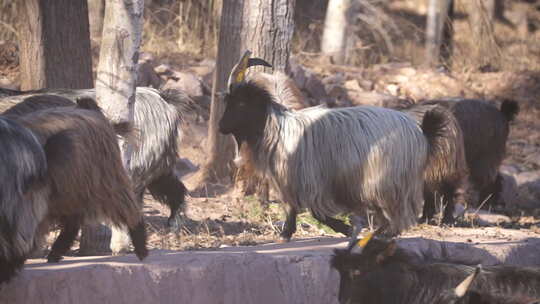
[[376, 240, 397, 264], [455, 265, 481, 297]]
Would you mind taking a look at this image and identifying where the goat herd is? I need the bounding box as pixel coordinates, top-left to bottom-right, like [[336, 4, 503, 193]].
[[0, 50, 538, 303]]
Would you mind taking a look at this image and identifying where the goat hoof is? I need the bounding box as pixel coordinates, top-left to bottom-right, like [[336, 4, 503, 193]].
[[135, 248, 149, 261], [277, 236, 291, 243], [46, 254, 63, 263]]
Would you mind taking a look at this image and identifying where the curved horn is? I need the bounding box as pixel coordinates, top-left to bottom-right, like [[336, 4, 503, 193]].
[[350, 231, 374, 254], [227, 50, 273, 92], [455, 265, 482, 297]]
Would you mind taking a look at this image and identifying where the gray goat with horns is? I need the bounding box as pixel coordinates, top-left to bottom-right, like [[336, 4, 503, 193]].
[[219, 51, 453, 239]]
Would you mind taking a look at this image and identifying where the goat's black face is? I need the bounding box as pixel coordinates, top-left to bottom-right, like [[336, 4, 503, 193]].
[[330, 239, 398, 304], [219, 82, 270, 142]]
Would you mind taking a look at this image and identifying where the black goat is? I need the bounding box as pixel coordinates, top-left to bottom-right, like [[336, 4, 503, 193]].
[[331, 235, 540, 304]]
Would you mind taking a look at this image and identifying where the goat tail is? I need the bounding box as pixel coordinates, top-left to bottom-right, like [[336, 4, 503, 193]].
[[500, 99, 519, 122], [159, 88, 200, 115], [421, 106, 453, 170]]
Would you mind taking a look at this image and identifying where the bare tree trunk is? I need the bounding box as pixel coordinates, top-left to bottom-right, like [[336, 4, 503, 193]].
[[88, 0, 105, 43], [18, 0, 93, 90], [193, 0, 296, 191], [425, 0, 454, 68], [321, 0, 350, 64], [177, 0, 221, 56], [235, 0, 296, 199], [464, 0, 501, 69], [80, 0, 144, 256]]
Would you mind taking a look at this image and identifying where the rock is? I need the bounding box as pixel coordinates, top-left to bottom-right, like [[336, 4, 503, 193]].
[[498, 172, 520, 208], [162, 71, 205, 98], [386, 84, 400, 95], [473, 210, 512, 226], [2, 234, 540, 303], [155, 63, 173, 76], [344, 79, 361, 92], [304, 71, 328, 104], [175, 157, 199, 178]]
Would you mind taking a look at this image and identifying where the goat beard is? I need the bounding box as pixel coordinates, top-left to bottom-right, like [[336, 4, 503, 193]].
[[232, 136, 247, 167]]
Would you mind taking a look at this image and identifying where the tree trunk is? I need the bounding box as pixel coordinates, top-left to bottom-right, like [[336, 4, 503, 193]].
[[193, 0, 296, 192], [177, 0, 221, 56], [424, 0, 454, 68], [88, 0, 106, 43], [95, 0, 143, 124], [80, 0, 144, 256], [321, 0, 350, 65], [18, 0, 94, 90], [464, 0, 501, 69]]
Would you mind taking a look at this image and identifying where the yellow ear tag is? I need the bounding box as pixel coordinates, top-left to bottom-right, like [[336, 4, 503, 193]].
[[357, 232, 374, 248]]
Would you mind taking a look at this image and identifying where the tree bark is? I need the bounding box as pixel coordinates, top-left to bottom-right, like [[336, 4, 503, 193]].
[[80, 0, 144, 256], [95, 0, 144, 124], [424, 0, 454, 68], [464, 0, 501, 69], [177, 0, 221, 56], [88, 0, 106, 43], [18, 0, 93, 90], [193, 0, 296, 191], [321, 0, 350, 65]]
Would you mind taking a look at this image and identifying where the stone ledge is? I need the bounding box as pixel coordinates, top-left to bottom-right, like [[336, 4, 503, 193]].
[[2, 230, 540, 304]]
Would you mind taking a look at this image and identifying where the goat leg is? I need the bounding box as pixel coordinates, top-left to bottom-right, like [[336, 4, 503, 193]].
[[279, 204, 297, 242], [311, 212, 351, 236], [128, 219, 148, 261], [47, 217, 81, 263]]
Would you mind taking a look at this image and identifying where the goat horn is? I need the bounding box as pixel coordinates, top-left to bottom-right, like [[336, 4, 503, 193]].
[[350, 231, 374, 254], [227, 50, 272, 92], [455, 265, 482, 297]]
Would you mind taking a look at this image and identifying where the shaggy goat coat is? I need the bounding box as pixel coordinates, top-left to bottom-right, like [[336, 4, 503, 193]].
[[221, 81, 450, 236], [415, 98, 519, 206], [331, 238, 540, 304], [0, 87, 192, 227], [402, 103, 468, 222], [0, 117, 49, 285], [0, 104, 147, 285]]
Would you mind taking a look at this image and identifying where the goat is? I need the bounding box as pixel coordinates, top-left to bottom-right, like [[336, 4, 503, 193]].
[[0, 116, 49, 285], [0, 87, 195, 253], [401, 103, 469, 224], [219, 51, 452, 240], [331, 234, 540, 304], [438, 265, 540, 304], [405, 98, 519, 208], [0, 98, 148, 285]]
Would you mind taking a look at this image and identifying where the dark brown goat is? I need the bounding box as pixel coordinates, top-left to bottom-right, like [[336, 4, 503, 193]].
[[0, 98, 148, 285], [412, 98, 519, 207], [403, 103, 468, 224], [0, 87, 195, 254], [331, 235, 540, 304]]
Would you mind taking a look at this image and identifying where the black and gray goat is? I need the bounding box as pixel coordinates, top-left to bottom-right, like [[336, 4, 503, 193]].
[[0, 87, 194, 253], [219, 51, 452, 240], [0, 97, 148, 285], [405, 98, 519, 208], [331, 234, 540, 304]]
